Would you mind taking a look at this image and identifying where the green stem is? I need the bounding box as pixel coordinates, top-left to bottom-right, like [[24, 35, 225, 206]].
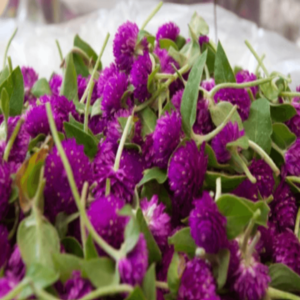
[[255, 54, 265, 75], [265, 194, 274, 204], [80, 285, 133, 300], [295, 208, 300, 238], [204, 64, 210, 80], [245, 40, 269, 77], [46, 103, 120, 260], [80, 182, 88, 257], [64, 212, 80, 224], [287, 176, 300, 184], [72, 47, 91, 63], [3, 117, 24, 162], [268, 287, 300, 300], [193, 105, 237, 145], [155, 281, 169, 290], [141, 2, 163, 30], [80, 33, 110, 104], [247, 231, 261, 259], [3, 28, 17, 70], [33, 166, 46, 211], [232, 151, 257, 184], [55, 39, 63, 63], [271, 141, 285, 157], [247, 88, 255, 102], [248, 140, 280, 176], [33, 287, 60, 300], [8, 203, 19, 240], [105, 178, 111, 196], [215, 177, 221, 201], [0, 280, 27, 300], [158, 92, 163, 117], [7, 57, 12, 74], [84, 80, 95, 133], [280, 91, 300, 98], [155, 73, 174, 80], [114, 116, 133, 171]]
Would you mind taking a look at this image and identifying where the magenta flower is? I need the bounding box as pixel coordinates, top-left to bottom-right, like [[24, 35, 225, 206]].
[[199, 35, 209, 47], [0, 225, 10, 270], [201, 78, 215, 92], [236, 70, 258, 97], [5, 246, 25, 284], [286, 89, 300, 137], [154, 47, 179, 74], [97, 63, 118, 98], [0, 162, 12, 220], [156, 22, 180, 42], [0, 278, 15, 298], [49, 74, 62, 95], [142, 133, 155, 169], [285, 139, 300, 176], [21, 66, 38, 103]]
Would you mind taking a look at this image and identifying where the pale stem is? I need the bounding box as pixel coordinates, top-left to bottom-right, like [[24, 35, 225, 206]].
[[232, 151, 257, 184], [287, 176, 300, 184], [255, 54, 265, 74], [204, 64, 210, 80], [141, 2, 163, 30], [3, 28, 17, 70], [84, 80, 95, 133], [80, 285, 133, 300], [155, 281, 169, 290], [215, 177, 222, 201], [268, 287, 300, 300], [7, 57, 12, 74], [80, 182, 89, 257], [280, 91, 300, 98], [271, 141, 285, 157], [55, 39, 63, 63]]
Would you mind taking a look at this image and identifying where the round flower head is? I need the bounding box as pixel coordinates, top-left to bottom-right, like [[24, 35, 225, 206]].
[[256, 223, 276, 262], [211, 122, 244, 164], [154, 47, 179, 74], [88, 115, 107, 135], [77, 75, 87, 100], [270, 182, 297, 232], [0, 278, 14, 298], [0, 162, 12, 220], [171, 89, 184, 111], [236, 70, 258, 97], [152, 111, 182, 168], [5, 246, 25, 283], [142, 133, 155, 169], [101, 71, 128, 116], [156, 22, 180, 42], [97, 63, 118, 98], [44, 138, 92, 220], [141, 195, 171, 249], [49, 74, 62, 95], [130, 52, 152, 102], [22, 66, 38, 103], [113, 21, 147, 73], [199, 35, 209, 47], [214, 88, 251, 121], [0, 225, 10, 270], [193, 98, 214, 135], [93, 140, 117, 170], [178, 258, 219, 300], [157, 246, 175, 281], [190, 192, 227, 254], [201, 78, 215, 92], [118, 234, 148, 285], [232, 257, 270, 300], [273, 230, 300, 275], [227, 240, 240, 283], [285, 139, 300, 176], [286, 91, 300, 137]]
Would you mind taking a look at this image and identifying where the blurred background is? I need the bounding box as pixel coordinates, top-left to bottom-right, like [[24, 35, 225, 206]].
[[2, 0, 300, 46]]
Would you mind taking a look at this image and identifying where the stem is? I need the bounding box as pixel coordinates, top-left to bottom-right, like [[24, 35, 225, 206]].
[[3, 28, 17, 70], [0, 280, 27, 300], [33, 287, 60, 300], [265, 194, 274, 204], [55, 39, 63, 63], [280, 91, 300, 98], [204, 64, 210, 80], [232, 151, 257, 184], [7, 57, 12, 74], [3, 117, 24, 161], [245, 40, 269, 77], [158, 92, 163, 117], [248, 140, 280, 176], [8, 203, 19, 240], [247, 88, 255, 102], [84, 80, 95, 133], [295, 208, 300, 237], [64, 212, 80, 224], [141, 1, 163, 30], [80, 33, 110, 104], [80, 285, 133, 300], [155, 73, 174, 80], [105, 178, 111, 196], [247, 231, 261, 258], [72, 47, 91, 63], [255, 54, 265, 75], [156, 281, 169, 290], [271, 141, 285, 157], [287, 176, 300, 184], [268, 287, 300, 300], [215, 177, 221, 201], [46, 103, 120, 260], [114, 116, 133, 171], [80, 182, 89, 257]]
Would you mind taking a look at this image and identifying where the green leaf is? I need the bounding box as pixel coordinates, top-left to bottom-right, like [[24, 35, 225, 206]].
[[168, 227, 196, 257], [205, 144, 230, 169], [17, 210, 60, 270], [210, 101, 243, 130], [124, 215, 140, 253], [60, 53, 78, 101], [61, 237, 84, 258], [139, 106, 157, 138], [159, 39, 178, 51], [167, 252, 182, 297], [175, 35, 186, 50], [244, 98, 272, 154], [269, 263, 300, 292], [125, 286, 147, 300], [138, 167, 167, 187], [28, 134, 46, 152], [85, 234, 99, 260], [270, 103, 297, 122], [271, 123, 296, 150], [72, 53, 90, 77], [64, 122, 98, 158], [180, 51, 207, 136], [213, 249, 230, 290], [55, 212, 69, 239], [136, 208, 162, 264], [82, 257, 119, 288], [168, 46, 187, 67], [227, 136, 249, 150], [142, 264, 156, 300], [137, 30, 155, 47], [204, 171, 246, 193], [260, 81, 279, 101], [189, 12, 209, 36], [147, 66, 160, 94], [90, 98, 102, 117], [0, 66, 10, 86], [31, 78, 51, 97], [74, 34, 98, 62], [52, 253, 82, 283], [180, 32, 200, 67], [202, 42, 216, 75], [0, 88, 9, 122], [214, 42, 236, 84]]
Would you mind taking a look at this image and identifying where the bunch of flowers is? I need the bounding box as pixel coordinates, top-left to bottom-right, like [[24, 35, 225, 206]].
[[1, 2, 300, 300]]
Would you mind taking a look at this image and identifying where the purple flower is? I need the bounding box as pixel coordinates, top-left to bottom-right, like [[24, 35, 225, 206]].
[[88, 115, 107, 135], [5, 246, 25, 284], [232, 257, 270, 300], [97, 63, 118, 98], [44, 139, 92, 220], [178, 258, 219, 300], [88, 195, 127, 253], [211, 122, 244, 164], [118, 234, 148, 285], [113, 21, 147, 73], [236, 70, 258, 97], [154, 47, 179, 74], [21, 66, 38, 103], [0, 278, 15, 298], [285, 139, 300, 176], [214, 88, 251, 121], [227, 240, 240, 283], [153, 111, 181, 168], [256, 223, 276, 262], [141, 195, 171, 249], [270, 182, 297, 232], [101, 71, 128, 116], [49, 74, 62, 95], [142, 134, 155, 169], [273, 230, 300, 275], [0, 163, 12, 220], [157, 246, 175, 281], [201, 78, 215, 92], [130, 52, 152, 102], [156, 22, 180, 42], [77, 75, 87, 100], [190, 192, 227, 254], [171, 89, 184, 110], [0, 225, 10, 269], [93, 140, 117, 169], [286, 90, 300, 137], [193, 98, 214, 135], [199, 35, 209, 47]]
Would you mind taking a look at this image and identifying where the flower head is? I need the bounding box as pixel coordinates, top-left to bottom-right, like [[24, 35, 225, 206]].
[[5, 246, 25, 284], [156, 22, 180, 42], [0, 225, 10, 270], [97, 63, 118, 98], [0, 278, 14, 298], [88, 115, 107, 135], [211, 122, 244, 164], [227, 240, 240, 283], [256, 223, 276, 262], [286, 91, 300, 136], [193, 98, 214, 135], [93, 140, 117, 169], [285, 139, 300, 176], [201, 78, 215, 92], [142, 133, 155, 169], [171, 89, 184, 111], [22, 66, 38, 103], [118, 234, 148, 285], [190, 192, 227, 254], [154, 47, 179, 74], [236, 70, 258, 96], [49, 74, 62, 95], [0, 162, 12, 220], [199, 35, 209, 47]]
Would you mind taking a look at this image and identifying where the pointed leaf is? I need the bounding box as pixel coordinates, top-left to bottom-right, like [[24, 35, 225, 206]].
[[85, 234, 99, 260], [142, 264, 156, 300], [31, 78, 51, 97], [189, 12, 209, 36], [139, 106, 157, 138], [270, 103, 297, 122], [61, 237, 84, 258], [138, 167, 167, 186], [271, 123, 296, 150]]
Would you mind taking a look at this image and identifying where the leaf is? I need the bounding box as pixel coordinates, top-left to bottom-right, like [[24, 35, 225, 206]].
[[189, 12, 209, 36], [28, 134, 46, 152], [61, 237, 84, 258], [271, 123, 296, 150], [180, 33, 200, 67], [227, 136, 249, 150], [85, 234, 99, 260], [269, 263, 300, 292], [136, 208, 162, 264], [54, 212, 78, 240], [210, 102, 243, 130], [74, 34, 98, 62], [180, 51, 207, 136], [125, 286, 147, 300], [167, 252, 181, 296], [0, 66, 10, 86], [260, 81, 279, 101], [175, 35, 186, 50], [82, 257, 119, 288], [244, 98, 272, 154], [73, 53, 90, 77], [139, 106, 157, 138], [159, 39, 178, 51], [124, 216, 140, 253], [31, 78, 51, 97], [90, 98, 102, 117], [202, 42, 216, 75], [270, 103, 297, 122], [52, 253, 82, 283], [142, 264, 156, 300], [137, 30, 155, 46], [213, 249, 230, 290], [147, 66, 160, 94], [214, 42, 236, 84], [0, 88, 9, 122], [60, 52, 78, 101], [204, 171, 246, 193], [168, 46, 187, 67], [64, 122, 98, 158], [205, 144, 230, 170], [138, 167, 167, 187], [168, 227, 196, 257]]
